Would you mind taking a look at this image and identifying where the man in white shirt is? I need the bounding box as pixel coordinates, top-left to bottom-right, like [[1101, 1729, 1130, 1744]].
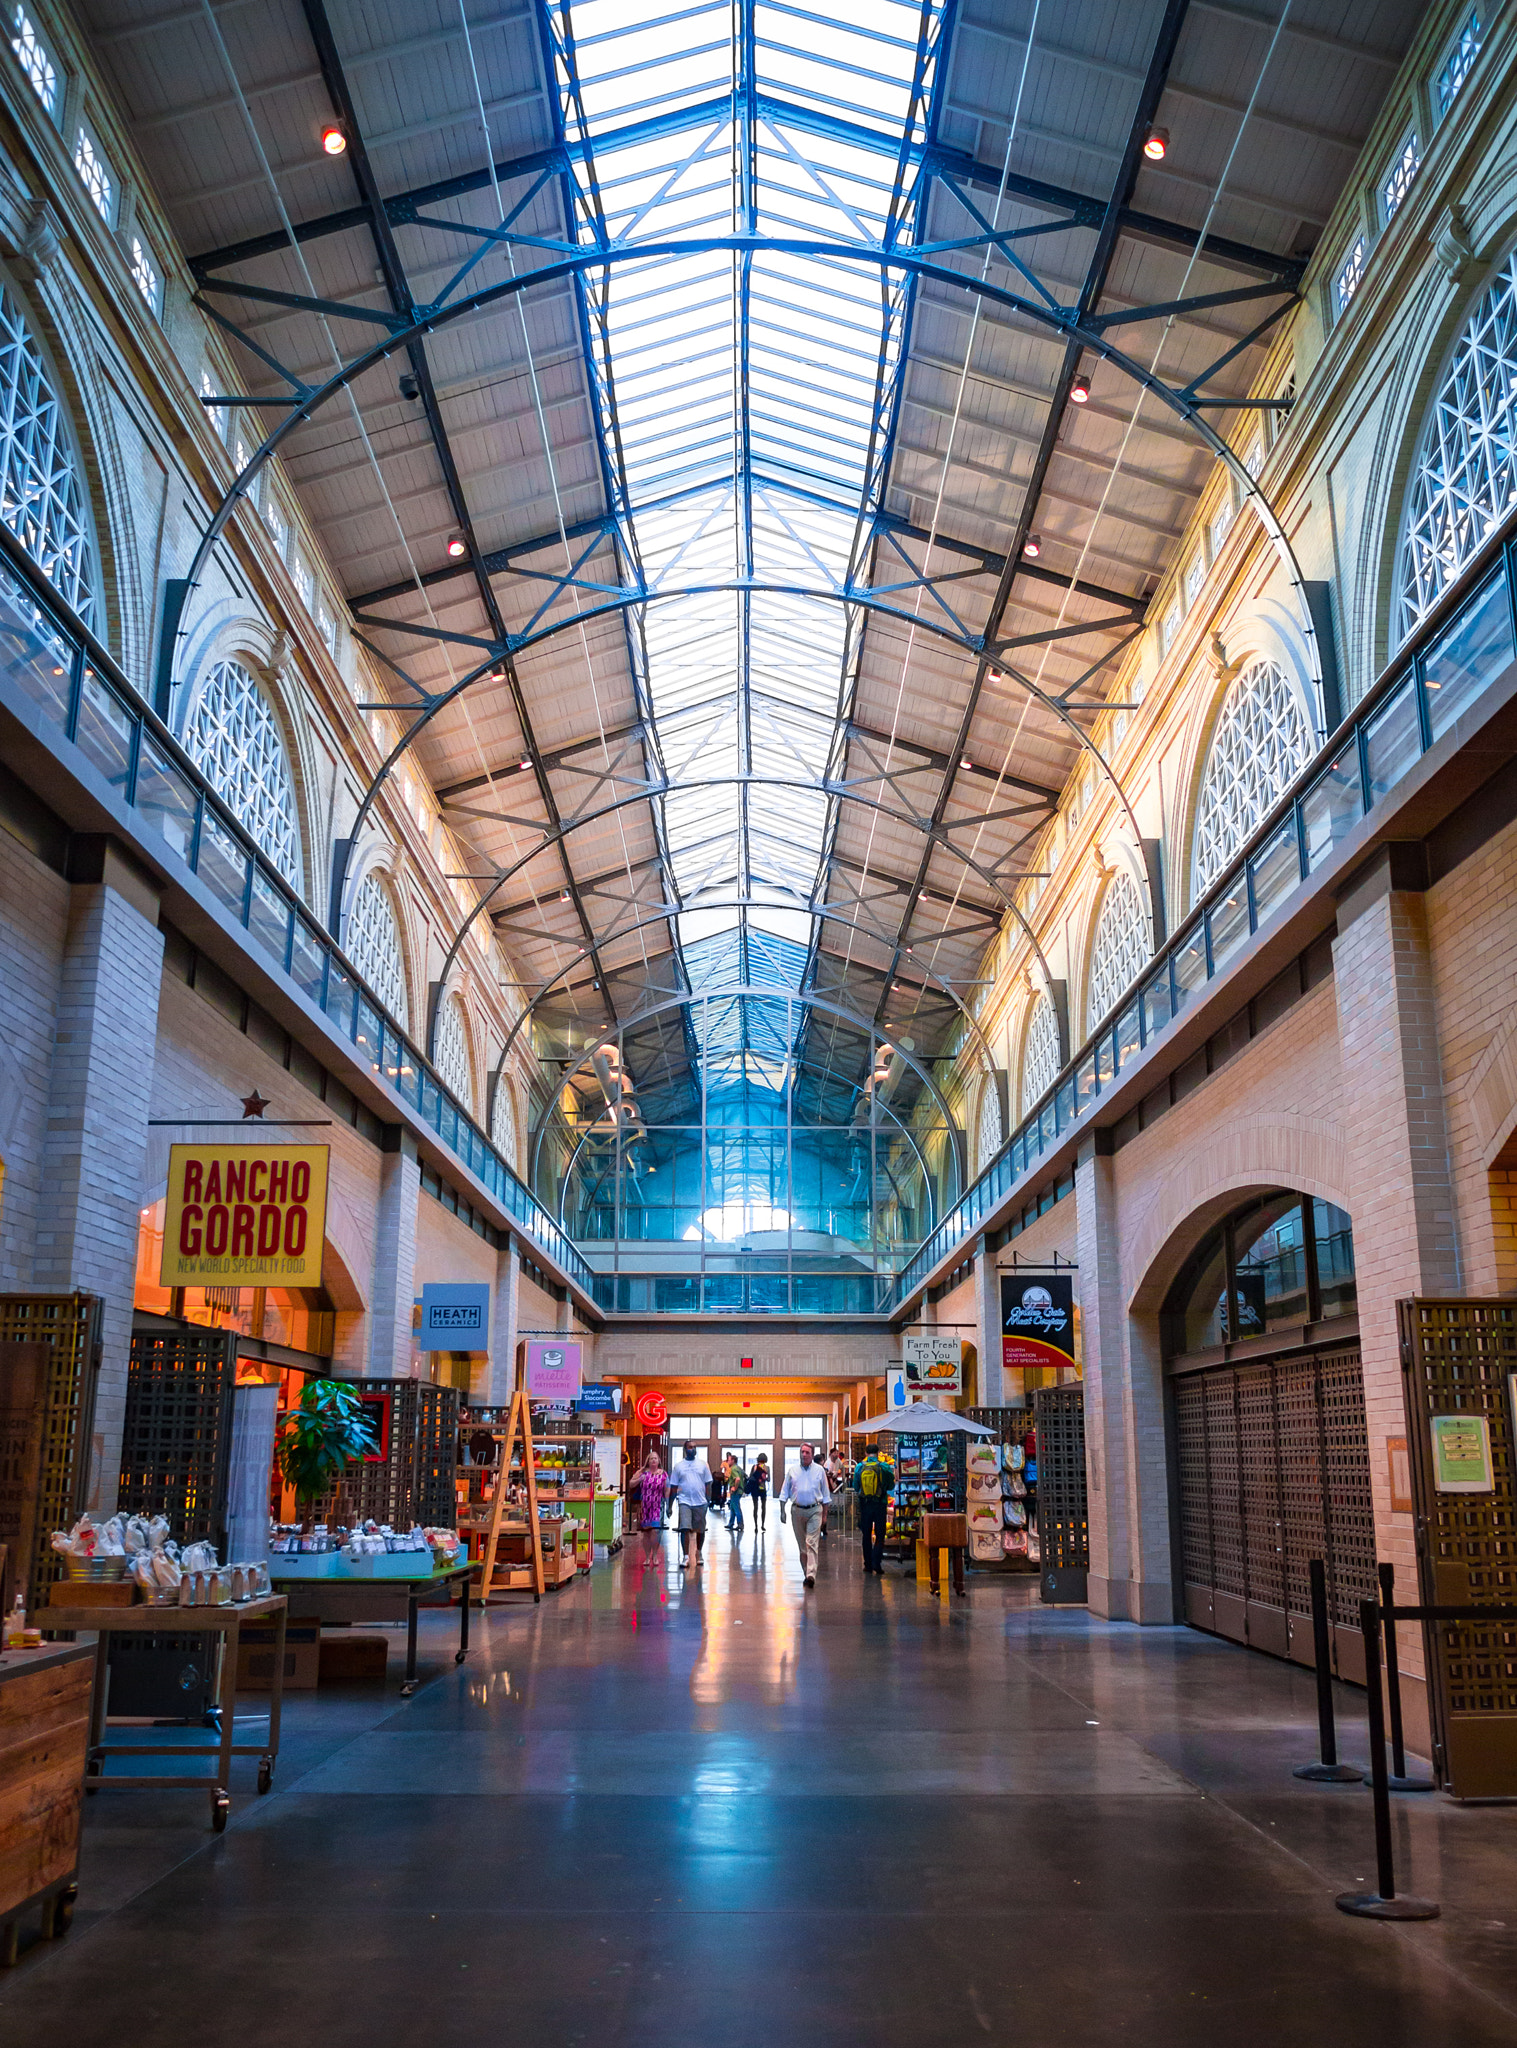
[[780, 1443, 831, 1588], [668, 1440, 713, 1572]]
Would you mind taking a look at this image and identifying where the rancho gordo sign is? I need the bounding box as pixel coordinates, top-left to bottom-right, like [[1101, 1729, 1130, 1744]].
[[161, 1144, 330, 1288]]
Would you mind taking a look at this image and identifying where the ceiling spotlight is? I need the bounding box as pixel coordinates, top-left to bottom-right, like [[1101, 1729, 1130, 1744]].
[[1143, 126, 1169, 162], [321, 124, 347, 157], [960, 757, 976, 772], [1070, 373, 1091, 403], [446, 533, 468, 558], [1023, 533, 1043, 559], [560, 889, 570, 902], [398, 372, 420, 401]]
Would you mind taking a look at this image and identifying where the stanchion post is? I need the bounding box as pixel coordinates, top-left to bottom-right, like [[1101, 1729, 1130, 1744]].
[[1376, 1561, 1433, 1792], [1294, 1558, 1362, 1783], [1336, 1597, 1439, 1920]]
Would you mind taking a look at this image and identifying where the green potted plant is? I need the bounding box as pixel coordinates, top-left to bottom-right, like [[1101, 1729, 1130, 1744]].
[[276, 1379, 377, 1535]]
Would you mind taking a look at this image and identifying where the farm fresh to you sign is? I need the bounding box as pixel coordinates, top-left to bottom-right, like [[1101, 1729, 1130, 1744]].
[[160, 1144, 329, 1287]]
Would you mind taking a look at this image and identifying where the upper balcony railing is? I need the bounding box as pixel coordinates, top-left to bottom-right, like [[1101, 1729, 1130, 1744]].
[[0, 530, 594, 1296], [891, 520, 1517, 1309]]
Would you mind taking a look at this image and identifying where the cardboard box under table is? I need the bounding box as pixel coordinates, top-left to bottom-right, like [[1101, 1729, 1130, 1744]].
[[267, 1563, 473, 1697], [32, 1596, 287, 1832]]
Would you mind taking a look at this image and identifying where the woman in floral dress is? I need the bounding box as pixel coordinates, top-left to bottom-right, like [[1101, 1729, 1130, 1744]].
[[636, 1449, 670, 1563]]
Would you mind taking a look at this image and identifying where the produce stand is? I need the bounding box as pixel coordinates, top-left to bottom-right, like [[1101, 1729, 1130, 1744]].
[[0, 1642, 92, 1965], [266, 1562, 474, 1697], [34, 1594, 287, 1832]]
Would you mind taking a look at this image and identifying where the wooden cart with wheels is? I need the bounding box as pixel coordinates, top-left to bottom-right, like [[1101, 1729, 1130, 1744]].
[[0, 1642, 92, 1966], [37, 1595, 288, 1830]]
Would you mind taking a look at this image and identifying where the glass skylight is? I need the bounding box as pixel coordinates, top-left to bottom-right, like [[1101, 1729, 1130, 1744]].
[[542, 0, 947, 1086]]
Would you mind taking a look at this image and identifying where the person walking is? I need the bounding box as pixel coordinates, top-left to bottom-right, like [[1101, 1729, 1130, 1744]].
[[748, 1453, 770, 1532], [634, 1450, 670, 1566], [724, 1454, 745, 1533], [853, 1442, 893, 1574], [667, 1439, 712, 1572], [780, 1442, 831, 1588]]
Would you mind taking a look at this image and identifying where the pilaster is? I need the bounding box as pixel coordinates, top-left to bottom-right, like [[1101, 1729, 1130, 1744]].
[[368, 1131, 420, 1377]]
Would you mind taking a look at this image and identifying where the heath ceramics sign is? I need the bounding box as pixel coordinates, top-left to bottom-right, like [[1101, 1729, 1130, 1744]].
[[418, 1283, 491, 1348]]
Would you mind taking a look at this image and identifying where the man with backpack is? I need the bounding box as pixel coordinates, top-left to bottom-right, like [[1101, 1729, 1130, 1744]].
[[854, 1443, 894, 1574]]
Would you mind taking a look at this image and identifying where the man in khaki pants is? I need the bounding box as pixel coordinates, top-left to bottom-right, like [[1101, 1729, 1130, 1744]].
[[780, 1443, 831, 1588]]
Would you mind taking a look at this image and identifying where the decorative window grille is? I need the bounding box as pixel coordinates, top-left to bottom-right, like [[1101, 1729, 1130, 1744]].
[[233, 435, 249, 472], [1159, 597, 1181, 658], [346, 871, 408, 1027], [1020, 994, 1060, 1117], [72, 125, 114, 223], [293, 554, 315, 610], [1398, 242, 1517, 637], [1437, 9, 1482, 117], [1382, 133, 1421, 220], [129, 236, 160, 314], [10, 6, 57, 115], [0, 284, 95, 623], [1334, 236, 1366, 316], [435, 994, 474, 1112], [1244, 436, 1265, 478], [1184, 554, 1205, 609], [182, 660, 301, 888], [317, 602, 337, 655], [1086, 870, 1150, 1031], [262, 490, 287, 556], [975, 1073, 1003, 1173], [1193, 659, 1312, 893], [491, 1075, 518, 1165]]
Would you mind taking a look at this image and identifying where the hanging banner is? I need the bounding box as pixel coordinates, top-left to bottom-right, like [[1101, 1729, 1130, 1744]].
[[161, 1144, 329, 1287], [902, 1334, 964, 1395], [527, 1340, 582, 1400], [1001, 1273, 1076, 1373]]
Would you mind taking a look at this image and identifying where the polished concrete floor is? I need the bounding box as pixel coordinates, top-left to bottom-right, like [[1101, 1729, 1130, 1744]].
[[4, 1519, 1516, 2046]]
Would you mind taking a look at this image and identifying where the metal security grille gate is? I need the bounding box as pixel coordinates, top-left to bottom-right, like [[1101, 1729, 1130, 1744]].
[[1172, 1348, 1376, 1679], [0, 1292, 102, 1600], [1033, 1386, 1089, 1605], [1399, 1299, 1517, 1797], [120, 1326, 237, 1546]]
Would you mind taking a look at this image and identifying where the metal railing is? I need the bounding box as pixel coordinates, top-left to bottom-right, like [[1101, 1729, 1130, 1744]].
[[891, 522, 1517, 1308], [0, 530, 594, 1296]]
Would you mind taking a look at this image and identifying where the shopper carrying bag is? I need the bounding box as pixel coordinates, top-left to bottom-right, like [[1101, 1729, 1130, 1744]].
[[779, 1443, 831, 1588]]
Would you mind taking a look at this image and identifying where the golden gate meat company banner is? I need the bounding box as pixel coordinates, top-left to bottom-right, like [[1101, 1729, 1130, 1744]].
[[160, 1144, 330, 1287]]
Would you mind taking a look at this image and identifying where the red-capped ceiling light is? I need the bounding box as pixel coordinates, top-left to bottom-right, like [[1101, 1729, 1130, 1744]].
[[1070, 373, 1092, 403], [321, 124, 347, 157], [446, 533, 468, 558], [1022, 533, 1042, 558], [1143, 126, 1169, 162]]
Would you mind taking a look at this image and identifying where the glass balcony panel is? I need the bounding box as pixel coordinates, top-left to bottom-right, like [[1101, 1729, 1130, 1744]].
[[1173, 923, 1208, 1005], [1364, 679, 1421, 803], [247, 865, 290, 965], [1302, 744, 1363, 870], [74, 667, 133, 791], [1249, 819, 1302, 927], [1115, 1002, 1141, 1070], [1143, 964, 1173, 1039], [1095, 1032, 1115, 1085], [1207, 873, 1250, 969], [1056, 1076, 1076, 1127], [136, 737, 197, 860], [354, 998, 382, 1071], [197, 811, 248, 920], [290, 916, 327, 1006], [0, 564, 73, 724], [1423, 570, 1514, 740], [323, 957, 355, 1035], [1075, 1050, 1098, 1110]]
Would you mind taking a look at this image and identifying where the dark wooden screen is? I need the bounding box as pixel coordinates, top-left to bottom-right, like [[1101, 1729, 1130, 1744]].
[[1171, 1346, 1373, 1679], [121, 1325, 238, 1547], [0, 1293, 101, 1597], [1033, 1385, 1088, 1603], [1398, 1298, 1517, 1797]]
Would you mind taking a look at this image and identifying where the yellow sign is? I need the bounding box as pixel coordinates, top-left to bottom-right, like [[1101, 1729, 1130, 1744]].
[[160, 1144, 329, 1287]]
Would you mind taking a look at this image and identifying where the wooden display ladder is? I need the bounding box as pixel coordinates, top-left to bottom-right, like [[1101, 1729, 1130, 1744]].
[[474, 1390, 545, 1604]]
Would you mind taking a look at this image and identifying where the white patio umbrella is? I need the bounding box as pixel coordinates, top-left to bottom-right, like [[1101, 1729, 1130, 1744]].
[[849, 1407, 996, 1437]]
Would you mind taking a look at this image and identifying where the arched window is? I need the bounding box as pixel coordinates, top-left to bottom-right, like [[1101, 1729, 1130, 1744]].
[[1020, 994, 1060, 1117], [182, 659, 301, 888], [1086, 870, 1149, 1031], [435, 993, 474, 1113], [975, 1073, 1003, 1172], [1398, 244, 1517, 639], [1162, 1190, 1356, 1357], [1193, 659, 1311, 894], [0, 281, 96, 623], [491, 1075, 518, 1166], [346, 871, 408, 1028]]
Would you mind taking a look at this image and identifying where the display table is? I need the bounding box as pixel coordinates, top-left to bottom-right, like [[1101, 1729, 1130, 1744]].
[[35, 1596, 287, 1832], [0, 1642, 92, 1965], [267, 1563, 473, 1697]]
